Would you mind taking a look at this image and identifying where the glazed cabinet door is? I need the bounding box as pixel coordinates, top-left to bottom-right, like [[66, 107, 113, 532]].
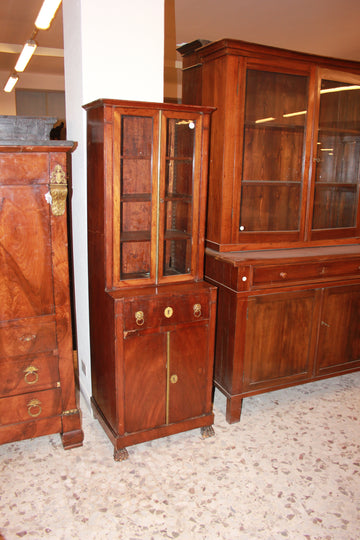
[[310, 71, 360, 241], [113, 109, 159, 286], [243, 290, 319, 390], [235, 67, 311, 245], [316, 285, 360, 375], [112, 107, 209, 287]]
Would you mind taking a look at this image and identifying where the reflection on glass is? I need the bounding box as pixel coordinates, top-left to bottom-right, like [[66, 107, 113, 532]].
[[312, 80, 360, 230], [163, 118, 195, 276], [240, 69, 308, 232]]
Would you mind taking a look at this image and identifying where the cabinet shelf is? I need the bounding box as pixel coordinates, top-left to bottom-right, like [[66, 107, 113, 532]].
[[120, 231, 151, 242]]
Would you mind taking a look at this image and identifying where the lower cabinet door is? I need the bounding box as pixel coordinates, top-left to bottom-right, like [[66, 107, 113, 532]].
[[123, 322, 211, 434], [316, 284, 360, 374], [124, 332, 167, 433], [243, 290, 318, 390], [168, 323, 210, 424]]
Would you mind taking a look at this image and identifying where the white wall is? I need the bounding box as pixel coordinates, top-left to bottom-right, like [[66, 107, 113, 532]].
[[63, 0, 165, 405]]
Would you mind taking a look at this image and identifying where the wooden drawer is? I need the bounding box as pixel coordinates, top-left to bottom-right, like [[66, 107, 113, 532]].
[[123, 292, 210, 331], [0, 317, 57, 359], [0, 388, 62, 426], [0, 353, 60, 397], [253, 258, 360, 287]]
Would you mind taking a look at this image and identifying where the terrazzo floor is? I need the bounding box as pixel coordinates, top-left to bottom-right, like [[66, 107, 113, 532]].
[[1, 372, 360, 540]]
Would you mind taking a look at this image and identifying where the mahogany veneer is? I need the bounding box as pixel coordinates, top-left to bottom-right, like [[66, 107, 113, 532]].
[[0, 143, 83, 448]]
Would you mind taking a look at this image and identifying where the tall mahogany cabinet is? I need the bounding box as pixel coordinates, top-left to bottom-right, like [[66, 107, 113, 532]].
[[0, 142, 83, 449], [84, 99, 216, 460], [180, 39, 360, 423]]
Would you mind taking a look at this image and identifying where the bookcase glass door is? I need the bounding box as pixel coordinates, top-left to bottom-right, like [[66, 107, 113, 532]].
[[240, 69, 309, 233], [120, 114, 154, 280], [163, 117, 195, 276], [312, 78, 360, 231]]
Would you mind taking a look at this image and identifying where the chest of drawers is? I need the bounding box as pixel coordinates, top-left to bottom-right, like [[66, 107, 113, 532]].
[[0, 143, 83, 449]]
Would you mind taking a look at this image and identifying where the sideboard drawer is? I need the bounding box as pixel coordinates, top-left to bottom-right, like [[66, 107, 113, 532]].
[[0, 317, 57, 359], [253, 258, 360, 287], [123, 292, 211, 331], [0, 353, 60, 397], [0, 388, 62, 426]]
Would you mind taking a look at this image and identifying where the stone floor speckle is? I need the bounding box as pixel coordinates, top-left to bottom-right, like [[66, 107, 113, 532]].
[[1, 373, 360, 539]]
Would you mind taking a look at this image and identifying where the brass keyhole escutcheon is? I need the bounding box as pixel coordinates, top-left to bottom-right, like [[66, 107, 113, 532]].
[[170, 374, 178, 384], [27, 398, 42, 418], [193, 303, 201, 318], [135, 310, 144, 326], [24, 366, 39, 385], [164, 306, 173, 318]]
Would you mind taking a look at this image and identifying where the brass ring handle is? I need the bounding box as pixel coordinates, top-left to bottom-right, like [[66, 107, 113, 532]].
[[24, 366, 39, 385], [193, 303, 202, 318], [27, 398, 42, 418], [19, 334, 36, 342], [135, 311, 144, 326], [280, 272, 288, 279]]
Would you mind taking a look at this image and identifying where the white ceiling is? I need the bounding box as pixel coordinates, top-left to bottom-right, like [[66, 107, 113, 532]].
[[0, 0, 360, 80]]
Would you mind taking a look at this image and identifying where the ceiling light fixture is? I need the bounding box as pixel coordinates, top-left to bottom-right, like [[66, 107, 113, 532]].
[[4, 73, 19, 93], [14, 40, 38, 72], [35, 0, 62, 30]]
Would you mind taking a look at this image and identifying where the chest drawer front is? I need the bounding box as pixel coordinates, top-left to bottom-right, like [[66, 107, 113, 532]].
[[0, 318, 57, 359], [0, 353, 59, 397], [0, 153, 48, 185], [253, 258, 360, 287], [123, 292, 210, 331], [0, 388, 62, 426]]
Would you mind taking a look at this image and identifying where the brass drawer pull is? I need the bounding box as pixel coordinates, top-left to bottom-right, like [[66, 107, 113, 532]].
[[24, 366, 39, 385], [280, 272, 288, 279], [193, 303, 202, 318], [135, 310, 144, 326], [170, 374, 178, 384], [19, 334, 36, 342], [164, 306, 173, 318], [27, 398, 42, 418]]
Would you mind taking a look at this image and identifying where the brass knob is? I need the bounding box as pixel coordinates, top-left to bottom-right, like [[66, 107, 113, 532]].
[[164, 306, 173, 318], [27, 398, 42, 418], [135, 311, 144, 326], [280, 272, 288, 279], [24, 366, 39, 385], [170, 374, 178, 384], [193, 303, 201, 318]]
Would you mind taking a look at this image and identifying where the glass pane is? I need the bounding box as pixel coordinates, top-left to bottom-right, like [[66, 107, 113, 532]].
[[312, 79, 360, 230], [120, 115, 153, 280], [240, 70, 308, 233], [163, 118, 194, 276]]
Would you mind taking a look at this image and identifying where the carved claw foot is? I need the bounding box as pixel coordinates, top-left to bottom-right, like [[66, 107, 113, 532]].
[[114, 447, 129, 461], [201, 425, 215, 439]]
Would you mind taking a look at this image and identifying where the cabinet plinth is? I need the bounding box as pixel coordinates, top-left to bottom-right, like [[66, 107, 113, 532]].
[[85, 99, 216, 458], [0, 143, 83, 449], [180, 39, 360, 422]]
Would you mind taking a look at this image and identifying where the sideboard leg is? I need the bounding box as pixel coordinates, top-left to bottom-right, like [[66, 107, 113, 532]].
[[226, 396, 243, 424], [201, 425, 215, 438], [114, 447, 129, 461]]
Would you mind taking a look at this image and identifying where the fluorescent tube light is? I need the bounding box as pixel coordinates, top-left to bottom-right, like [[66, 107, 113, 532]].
[[35, 0, 62, 30], [4, 73, 19, 93], [15, 40, 37, 72]]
